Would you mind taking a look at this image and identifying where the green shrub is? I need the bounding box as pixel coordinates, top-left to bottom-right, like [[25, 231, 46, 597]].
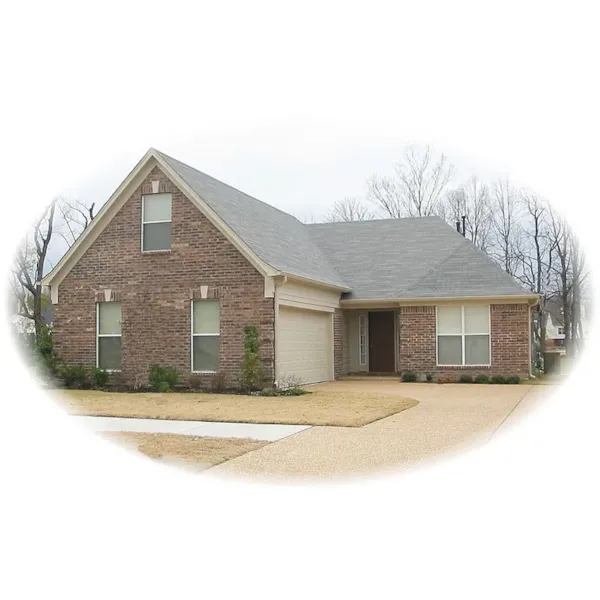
[[157, 380, 171, 393], [148, 364, 180, 392], [401, 371, 417, 382], [61, 364, 91, 389], [506, 375, 521, 384], [240, 325, 263, 391], [474, 375, 490, 384], [459, 374, 473, 384], [260, 387, 277, 396], [91, 368, 110, 388], [280, 386, 310, 396], [491, 375, 506, 384], [425, 373, 433, 383]]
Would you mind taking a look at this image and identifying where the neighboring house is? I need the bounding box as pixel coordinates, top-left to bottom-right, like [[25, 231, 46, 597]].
[[543, 299, 590, 355], [41, 148, 538, 387]]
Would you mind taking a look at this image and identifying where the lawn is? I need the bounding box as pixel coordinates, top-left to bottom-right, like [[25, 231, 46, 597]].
[[58, 388, 418, 427], [103, 432, 268, 470]]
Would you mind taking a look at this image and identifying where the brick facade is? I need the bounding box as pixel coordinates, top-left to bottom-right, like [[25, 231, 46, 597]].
[[346, 303, 531, 380], [333, 308, 348, 378], [393, 303, 531, 379], [53, 166, 275, 388]]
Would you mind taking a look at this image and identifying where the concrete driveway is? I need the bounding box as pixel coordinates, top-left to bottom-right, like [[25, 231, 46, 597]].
[[210, 380, 558, 480]]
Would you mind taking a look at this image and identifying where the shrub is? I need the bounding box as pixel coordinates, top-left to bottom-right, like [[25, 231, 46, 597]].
[[240, 325, 263, 391], [148, 364, 180, 392], [260, 387, 277, 396], [425, 373, 433, 383], [91, 367, 110, 389], [61, 364, 91, 389], [280, 386, 310, 396], [474, 374, 490, 384], [506, 375, 521, 384], [210, 372, 226, 392], [491, 375, 506, 384], [401, 371, 417, 382], [459, 374, 473, 384]]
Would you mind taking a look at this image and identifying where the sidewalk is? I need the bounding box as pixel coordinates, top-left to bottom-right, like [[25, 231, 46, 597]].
[[73, 415, 310, 441]]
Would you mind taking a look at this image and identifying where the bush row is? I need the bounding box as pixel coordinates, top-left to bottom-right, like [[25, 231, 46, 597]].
[[400, 372, 521, 384]]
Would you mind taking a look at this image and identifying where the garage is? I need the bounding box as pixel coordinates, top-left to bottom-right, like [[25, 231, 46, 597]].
[[277, 306, 333, 385]]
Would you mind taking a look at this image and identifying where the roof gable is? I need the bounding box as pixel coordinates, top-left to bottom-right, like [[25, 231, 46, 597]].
[[156, 151, 348, 289]]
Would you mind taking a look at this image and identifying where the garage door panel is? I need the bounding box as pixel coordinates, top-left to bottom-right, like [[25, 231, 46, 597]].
[[278, 306, 332, 385]]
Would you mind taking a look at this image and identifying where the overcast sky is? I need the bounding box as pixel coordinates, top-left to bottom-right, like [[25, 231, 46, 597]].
[[62, 123, 513, 224]]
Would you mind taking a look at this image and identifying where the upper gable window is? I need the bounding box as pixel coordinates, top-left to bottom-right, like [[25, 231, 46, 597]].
[[142, 193, 172, 251]]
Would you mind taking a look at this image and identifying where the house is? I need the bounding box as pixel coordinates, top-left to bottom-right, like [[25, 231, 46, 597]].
[[41, 148, 538, 387], [543, 299, 568, 355]]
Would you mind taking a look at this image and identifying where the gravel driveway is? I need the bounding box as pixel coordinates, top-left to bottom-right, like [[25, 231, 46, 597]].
[[210, 380, 558, 480]]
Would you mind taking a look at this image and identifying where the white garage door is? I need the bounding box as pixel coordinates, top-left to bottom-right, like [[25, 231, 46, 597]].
[[278, 306, 333, 385]]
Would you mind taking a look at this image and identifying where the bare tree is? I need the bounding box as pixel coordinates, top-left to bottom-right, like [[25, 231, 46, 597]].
[[10, 197, 95, 338], [10, 201, 57, 337], [325, 197, 375, 222], [367, 145, 454, 218], [513, 192, 555, 364], [489, 178, 521, 276], [444, 177, 492, 251]]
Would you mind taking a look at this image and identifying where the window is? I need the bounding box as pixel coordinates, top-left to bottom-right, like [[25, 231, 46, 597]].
[[97, 302, 122, 370], [359, 314, 367, 366], [437, 304, 490, 366], [192, 300, 220, 372], [142, 193, 172, 251], [557, 326, 565, 336]]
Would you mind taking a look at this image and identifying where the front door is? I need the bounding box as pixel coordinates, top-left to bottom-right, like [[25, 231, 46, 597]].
[[368, 311, 396, 373]]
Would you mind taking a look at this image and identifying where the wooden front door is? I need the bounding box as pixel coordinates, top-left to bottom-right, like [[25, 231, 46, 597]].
[[368, 311, 396, 373]]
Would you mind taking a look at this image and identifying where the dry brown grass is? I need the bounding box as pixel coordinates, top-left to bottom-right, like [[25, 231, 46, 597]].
[[58, 388, 418, 427], [103, 432, 269, 470]]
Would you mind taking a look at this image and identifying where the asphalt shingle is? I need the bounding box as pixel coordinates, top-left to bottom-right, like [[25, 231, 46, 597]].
[[157, 150, 531, 300], [306, 217, 531, 300], [157, 150, 348, 289]]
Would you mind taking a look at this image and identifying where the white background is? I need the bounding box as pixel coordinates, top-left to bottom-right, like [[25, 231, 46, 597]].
[[1, 1, 598, 598]]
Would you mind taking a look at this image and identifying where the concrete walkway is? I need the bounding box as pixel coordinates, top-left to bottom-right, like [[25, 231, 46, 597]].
[[210, 380, 558, 480], [74, 415, 310, 442]]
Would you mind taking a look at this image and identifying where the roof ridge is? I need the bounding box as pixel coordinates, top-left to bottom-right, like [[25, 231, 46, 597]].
[[307, 215, 443, 227], [155, 149, 304, 224]]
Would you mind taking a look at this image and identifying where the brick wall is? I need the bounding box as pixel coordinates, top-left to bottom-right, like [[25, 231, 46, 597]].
[[397, 306, 436, 372], [53, 165, 275, 388], [395, 303, 531, 380], [333, 308, 348, 378]]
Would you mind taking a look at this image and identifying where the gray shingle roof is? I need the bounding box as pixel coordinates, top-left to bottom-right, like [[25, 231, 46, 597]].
[[157, 150, 532, 301], [157, 150, 348, 289], [307, 217, 532, 300]]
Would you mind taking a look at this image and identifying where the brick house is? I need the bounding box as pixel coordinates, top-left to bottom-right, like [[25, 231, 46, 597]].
[[42, 148, 538, 387]]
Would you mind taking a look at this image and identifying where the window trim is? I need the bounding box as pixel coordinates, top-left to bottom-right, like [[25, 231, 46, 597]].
[[96, 302, 122, 372], [436, 304, 491, 367], [358, 313, 367, 366], [191, 299, 220, 374], [141, 193, 172, 253]]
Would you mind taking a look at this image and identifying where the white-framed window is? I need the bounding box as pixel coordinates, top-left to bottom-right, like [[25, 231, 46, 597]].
[[358, 314, 367, 366], [191, 300, 220, 373], [436, 304, 490, 366], [97, 302, 122, 371], [142, 193, 172, 251], [557, 326, 565, 336]]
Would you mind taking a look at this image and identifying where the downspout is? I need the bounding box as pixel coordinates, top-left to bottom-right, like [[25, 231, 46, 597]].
[[273, 275, 287, 387]]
